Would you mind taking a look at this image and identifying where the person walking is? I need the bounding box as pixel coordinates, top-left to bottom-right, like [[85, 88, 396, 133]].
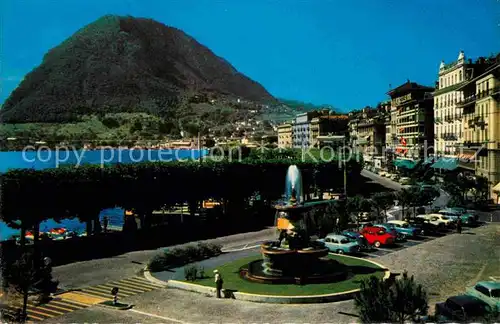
[[214, 269, 223, 298], [456, 218, 462, 234]]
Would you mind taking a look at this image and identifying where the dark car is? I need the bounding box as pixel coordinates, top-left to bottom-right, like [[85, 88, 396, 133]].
[[407, 217, 439, 235], [435, 295, 493, 322], [341, 230, 369, 250]]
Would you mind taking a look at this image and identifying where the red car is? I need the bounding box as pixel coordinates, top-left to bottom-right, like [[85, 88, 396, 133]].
[[360, 226, 396, 248]]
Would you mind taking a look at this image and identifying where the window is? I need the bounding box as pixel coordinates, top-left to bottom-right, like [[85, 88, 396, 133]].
[[491, 289, 500, 298], [486, 80, 489, 91], [459, 70, 463, 81], [440, 78, 443, 89]]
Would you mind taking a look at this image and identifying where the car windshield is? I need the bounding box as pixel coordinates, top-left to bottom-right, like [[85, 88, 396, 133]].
[[440, 216, 449, 220], [377, 230, 385, 235], [401, 223, 409, 228], [491, 289, 500, 298], [340, 239, 350, 244]]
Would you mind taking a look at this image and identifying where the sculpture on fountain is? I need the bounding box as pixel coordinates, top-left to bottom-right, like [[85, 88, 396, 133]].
[[242, 165, 348, 285]]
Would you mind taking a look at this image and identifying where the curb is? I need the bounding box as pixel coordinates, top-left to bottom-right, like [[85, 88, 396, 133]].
[[97, 302, 134, 310], [160, 254, 391, 304], [143, 268, 169, 287]]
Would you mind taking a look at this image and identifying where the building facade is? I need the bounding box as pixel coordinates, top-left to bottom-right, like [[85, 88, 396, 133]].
[[310, 115, 349, 148], [353, 107, 386, 165], [277, 123, 293, 148], [292, 113, 310, 148], [457, 62, 500, 200], [433, 51, 468, 156], [388, 81, 435, 159]]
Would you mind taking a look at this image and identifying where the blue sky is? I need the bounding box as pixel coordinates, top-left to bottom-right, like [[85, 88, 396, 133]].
[[1, 0, 498, 112]]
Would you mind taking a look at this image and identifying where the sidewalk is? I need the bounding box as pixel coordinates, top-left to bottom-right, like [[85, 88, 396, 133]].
[[53, 228, 275, 289]]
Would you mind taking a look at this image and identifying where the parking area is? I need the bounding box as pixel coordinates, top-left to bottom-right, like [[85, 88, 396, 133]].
[[351, 227, 468, 259]]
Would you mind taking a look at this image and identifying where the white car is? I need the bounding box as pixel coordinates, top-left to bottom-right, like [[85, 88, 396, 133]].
[[390, 174, 399, 180], [416, 214, 448, 228], [399, 177, 411, 185], [379, 171, 387, 177]]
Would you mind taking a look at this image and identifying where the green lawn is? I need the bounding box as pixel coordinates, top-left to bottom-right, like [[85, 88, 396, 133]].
[[187, 254, 386, 296]]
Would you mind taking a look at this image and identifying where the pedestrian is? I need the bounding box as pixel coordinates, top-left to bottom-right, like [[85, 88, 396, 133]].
[[456, 218, 462, 234], [214, 269, 223, 298], [103, 216, 109, 233]]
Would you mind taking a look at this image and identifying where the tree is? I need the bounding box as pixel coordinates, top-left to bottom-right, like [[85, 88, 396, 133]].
[[4, 252, 37, 321], [355, 272, 429, 324], [473, 176, 489, 202], [396, 188, 413, 221], [372, 192, 393, 223]]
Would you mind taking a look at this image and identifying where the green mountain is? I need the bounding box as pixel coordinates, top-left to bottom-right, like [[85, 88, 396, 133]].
[[0, 15, 275, 124]]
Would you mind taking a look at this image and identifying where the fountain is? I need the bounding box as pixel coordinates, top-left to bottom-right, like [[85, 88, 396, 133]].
[[242, 165, 348, 285]]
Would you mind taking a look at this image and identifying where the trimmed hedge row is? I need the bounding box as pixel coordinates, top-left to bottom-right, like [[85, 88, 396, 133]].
[[148, 242, 222, 272], [1, 158, 362, 228]]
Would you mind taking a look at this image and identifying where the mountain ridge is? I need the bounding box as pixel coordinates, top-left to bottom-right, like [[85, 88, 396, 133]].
[[0, 15, 275, 123]]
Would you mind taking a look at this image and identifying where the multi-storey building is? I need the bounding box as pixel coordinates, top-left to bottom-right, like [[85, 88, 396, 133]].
[[354, 107, 386, 165], [310, 114, 349, 148], [388, 81, 435, 159], [456, 61, 500, 200], [292, 112, 311, 148], [433, 51, 494, 157], [347, 112, 360, 147], [277, 123, 293, 148]]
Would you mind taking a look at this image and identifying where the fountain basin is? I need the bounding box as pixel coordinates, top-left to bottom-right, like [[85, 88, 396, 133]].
[[240, 241, 347, 285]]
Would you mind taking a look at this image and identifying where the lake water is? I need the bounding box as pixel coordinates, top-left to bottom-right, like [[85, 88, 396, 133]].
[[0, 149, 208, 240]]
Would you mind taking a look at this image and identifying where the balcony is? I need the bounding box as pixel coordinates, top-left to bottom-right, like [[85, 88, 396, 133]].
[[455, 114, 463, 121], [444, 115, 454, 123], [457, 86, 500, 107], [435, 117, 443, 124]]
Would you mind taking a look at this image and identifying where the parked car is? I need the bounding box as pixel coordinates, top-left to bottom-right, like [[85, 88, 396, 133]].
[[360, 226, 396, 248], [341, 230, 369, 250], [407, 217, 439, 235], [390, 173, 400, 181], [435, 295, 493, 322], [373, 223, 406, 242], [416, 214, 448, 229], [318, 234, 360, 254], [387, 220, 421, 238], [466, 281, 500, 313], [399, 177, 411, 185], [379, 171, 387, 177], [439, 208, 478, 226]]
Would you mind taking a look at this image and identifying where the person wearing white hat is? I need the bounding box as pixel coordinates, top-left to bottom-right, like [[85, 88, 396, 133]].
[[214, 269, 223, 298]]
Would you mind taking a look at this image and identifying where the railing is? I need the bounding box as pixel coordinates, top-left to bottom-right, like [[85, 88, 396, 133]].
[[457, 86, 500, 106], [445, 115, 454, 123], [435, 117, 442, 124], [455, 114, 463, 121]]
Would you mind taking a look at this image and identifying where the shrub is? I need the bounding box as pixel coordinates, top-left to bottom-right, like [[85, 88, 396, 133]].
[[355, 272, 428, 324], [147, 254, 166, 272], [184, 265, 198, 281], [149, 242, 223, 272]]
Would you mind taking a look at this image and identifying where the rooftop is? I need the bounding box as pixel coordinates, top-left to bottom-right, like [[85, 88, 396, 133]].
[[387, 80, 434, 97]]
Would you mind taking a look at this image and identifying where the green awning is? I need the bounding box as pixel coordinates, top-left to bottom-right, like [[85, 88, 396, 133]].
[[431, 158, 458, 170], [394, 159, 417, 169], [441, 158, 458, 171], [422, 157, 436, 165]]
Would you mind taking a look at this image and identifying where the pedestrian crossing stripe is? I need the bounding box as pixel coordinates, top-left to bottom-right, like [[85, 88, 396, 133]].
[[7, 297, 88, 322]]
